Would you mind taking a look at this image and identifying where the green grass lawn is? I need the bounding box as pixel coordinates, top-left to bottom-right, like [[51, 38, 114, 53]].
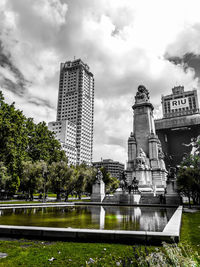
[[0, 211, 198, 266], [180, 210, 200, 254]]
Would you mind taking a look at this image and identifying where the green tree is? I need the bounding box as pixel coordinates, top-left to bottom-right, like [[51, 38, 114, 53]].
[[0, 91, 67, 194], [27, 121, 66, 163], [100, 167, 119, 194], [106, 176, 120, 194], [49, 161, 73, 201], [83, 167, 97, 195], [177, 154, 200, 206], [0, 92, 28, 192], [0, 162, 12, 198], [21, 161, 44, 200]]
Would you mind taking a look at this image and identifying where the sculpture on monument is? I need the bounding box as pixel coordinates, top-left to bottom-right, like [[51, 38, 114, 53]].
[[96, 168, 104, 182], [183, 135, 200, 156], [91, 168, 105, 202], [126, 85, 167, 193]]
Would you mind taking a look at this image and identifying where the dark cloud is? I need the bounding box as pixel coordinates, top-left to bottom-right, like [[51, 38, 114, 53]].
[[0, 41, 28, 96], [165, 53, 200, 79], [28, 97, 54, 109]]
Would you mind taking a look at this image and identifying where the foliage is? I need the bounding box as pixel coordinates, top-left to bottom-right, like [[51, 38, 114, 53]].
[[21, 161, 45, 200], [177, 154, 200, 205], [27, 120, 66, 163], [48, 160, 74, 201], [82, 166, 97, 194], [0, 162, 11, 192], [100, 167, 119, 194], [0, 91, 66, 194], [0, 92, 29, 191], [0, 91, 120, 198], [73, 164, 97, 198], [137, 242, 199, 267]]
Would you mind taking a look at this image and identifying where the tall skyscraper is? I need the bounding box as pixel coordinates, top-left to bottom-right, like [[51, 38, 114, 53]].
[[48, 59, 94, 165]]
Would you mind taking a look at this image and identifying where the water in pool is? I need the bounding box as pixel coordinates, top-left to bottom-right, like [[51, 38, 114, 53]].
[[0, 205, 175, 231]]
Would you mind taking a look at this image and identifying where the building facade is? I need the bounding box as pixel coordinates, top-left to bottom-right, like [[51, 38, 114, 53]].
[[155, 86, 200, 167], [161, 85, 199, 118], [93, 159, 125, 180], [48, 59, 94, 165], [48, 120, 77, 165]]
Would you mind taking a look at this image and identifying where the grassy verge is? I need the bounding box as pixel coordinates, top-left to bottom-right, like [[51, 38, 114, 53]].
[[0, 211, 198, 266], [180, 210, 200, 254]]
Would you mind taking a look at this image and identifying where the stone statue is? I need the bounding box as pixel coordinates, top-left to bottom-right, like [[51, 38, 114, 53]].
[[120, 171, 128, 191], [136, 148, 147, 169], [96, 168, 103, 183], [91, 168, 105, 202], [183, 136, 200, 156], [135, 85, 149, 102]]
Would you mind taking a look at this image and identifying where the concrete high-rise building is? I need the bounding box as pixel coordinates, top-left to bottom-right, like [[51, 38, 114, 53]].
[[48, 59, 94, 165], [93, 159, 125, 180]]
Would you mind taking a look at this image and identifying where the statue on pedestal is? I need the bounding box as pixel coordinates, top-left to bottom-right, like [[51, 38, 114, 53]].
[[135, 85, 149, 103], [96, 168, 103, 183], [119, 171, 128, 192], [136, 148, 147, 169], [91, 168, 105, 202]]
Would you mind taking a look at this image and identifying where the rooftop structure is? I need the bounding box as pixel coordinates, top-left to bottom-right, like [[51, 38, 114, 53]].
[[161, 85, 199, 118]]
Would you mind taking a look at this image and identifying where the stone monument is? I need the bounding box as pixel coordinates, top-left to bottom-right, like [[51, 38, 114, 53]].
[[91, 169, 105, 202], [126, 85, 167, 193]]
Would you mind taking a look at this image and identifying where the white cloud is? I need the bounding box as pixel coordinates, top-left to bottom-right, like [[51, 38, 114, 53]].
[[0, 0, 200, 164]]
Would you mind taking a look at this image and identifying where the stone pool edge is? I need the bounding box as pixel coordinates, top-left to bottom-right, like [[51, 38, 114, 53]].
[[0, 206, 182, 244]]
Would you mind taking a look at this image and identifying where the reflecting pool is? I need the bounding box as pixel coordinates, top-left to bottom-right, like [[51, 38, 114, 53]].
[[0, 205, 176, 231]]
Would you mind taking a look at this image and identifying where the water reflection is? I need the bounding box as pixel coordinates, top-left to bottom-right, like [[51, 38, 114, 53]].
[[0, 205, 175, 231], [90, 206, 105, 229]]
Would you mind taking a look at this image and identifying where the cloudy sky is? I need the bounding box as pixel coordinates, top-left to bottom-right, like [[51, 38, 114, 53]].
[[0, 0, 200, 164]]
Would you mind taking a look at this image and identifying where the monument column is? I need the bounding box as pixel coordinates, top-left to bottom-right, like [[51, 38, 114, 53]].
[[126, 85, 167, 192], [132, 86, 154, 156]]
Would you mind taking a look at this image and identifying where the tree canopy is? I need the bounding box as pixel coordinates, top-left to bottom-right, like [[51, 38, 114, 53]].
[[0, 91, 120, 200], [177, 150, 200, 205], [0, 91, 66, 192]]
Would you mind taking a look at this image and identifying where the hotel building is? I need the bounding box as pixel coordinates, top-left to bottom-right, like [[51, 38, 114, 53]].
[[155, 85, 200, 167]]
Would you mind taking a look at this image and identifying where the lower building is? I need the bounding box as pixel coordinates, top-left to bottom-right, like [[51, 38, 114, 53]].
[[93, 159, 125, 180], [155, 114, 200, 167], [155, 85, 200, 168], [48, 120, 77, 165]]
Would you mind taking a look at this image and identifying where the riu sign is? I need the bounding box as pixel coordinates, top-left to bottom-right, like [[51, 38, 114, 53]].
[[170, 97, 189, 110]]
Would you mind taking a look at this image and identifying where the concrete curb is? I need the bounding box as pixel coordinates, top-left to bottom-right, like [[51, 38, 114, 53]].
[[163, 206, 183, 238], [0, 225, 178, 244], [0, 203, 73, 209], [0, 206, 182, 244]]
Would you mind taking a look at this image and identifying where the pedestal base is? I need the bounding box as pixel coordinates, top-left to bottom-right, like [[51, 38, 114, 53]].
[[91, 193, 105, 202]]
